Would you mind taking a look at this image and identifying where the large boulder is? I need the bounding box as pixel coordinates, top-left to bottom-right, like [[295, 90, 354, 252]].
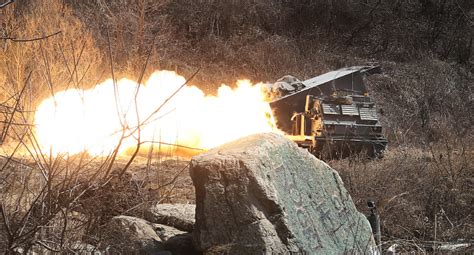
[[190, 133, 377, 254], [145, 203, 195, 232]]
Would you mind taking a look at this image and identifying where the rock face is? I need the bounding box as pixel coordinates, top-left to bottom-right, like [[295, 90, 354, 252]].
[[190, 133, 377, 254], [145, 203, 195, 232]]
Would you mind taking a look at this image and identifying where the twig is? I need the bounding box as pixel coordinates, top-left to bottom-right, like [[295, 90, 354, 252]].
[[345, 0, 381, 45], [0, 132, 26, 173], [156, 163, 189, 190], [0, 0, 14, 8], [0, 120, 34, 126], [0, 154, 30, 169], [1, 71, 31, 142], [0, 31, 62, 42], [137, 68, 201, 132], [106, 29, 124, 127], [101, 28, 123, 180], [139, 140, 204, 151], [0, 203, 13, 245], [117, 35, 157, 179], [35, 240, 61, 253], [121, 201, 145, 215]]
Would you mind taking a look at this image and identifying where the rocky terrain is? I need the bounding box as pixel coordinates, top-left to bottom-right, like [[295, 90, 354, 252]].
[[80, 133, 379, 254]]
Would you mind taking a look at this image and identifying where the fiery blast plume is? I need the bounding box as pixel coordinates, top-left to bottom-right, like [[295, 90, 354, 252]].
[[34, 70, 278, 156]]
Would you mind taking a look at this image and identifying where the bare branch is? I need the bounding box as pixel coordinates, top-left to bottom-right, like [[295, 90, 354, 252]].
[[156, 163, 189, 190], [134, 68, 201, 134], [1, 71, 31, 143], [116, 36, 156, 179], [35, 240, 61, 253], [0, 0, 14, 9], [139, 140, 204, 152], [0, 31, 62, 42], [0, 203, 13, 244], [0, 120, 34, 126]]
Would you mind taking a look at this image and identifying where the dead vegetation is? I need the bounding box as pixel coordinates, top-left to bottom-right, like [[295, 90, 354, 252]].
[[0, 0, 473, 253], [330, 137, 473, 251], [0, 1, 194, 253]]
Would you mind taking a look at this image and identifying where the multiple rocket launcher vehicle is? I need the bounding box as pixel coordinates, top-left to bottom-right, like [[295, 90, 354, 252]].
[[268, 66, 387, 158]]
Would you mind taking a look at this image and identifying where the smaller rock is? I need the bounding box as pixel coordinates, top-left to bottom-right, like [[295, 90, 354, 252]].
[[145, 203, 195, 232], [153, 223, 187, 241], [155, 252, 173, 255], [153, 223, 197, 255], [164, 233, 196, 255], [438, 243, 473, 252], [103, 215, 165, 254], [70, 242, 102, 255], [386, 243, 398, 254]]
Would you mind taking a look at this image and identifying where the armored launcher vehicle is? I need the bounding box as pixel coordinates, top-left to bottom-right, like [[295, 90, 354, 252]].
[[268, 66, 387, 158]]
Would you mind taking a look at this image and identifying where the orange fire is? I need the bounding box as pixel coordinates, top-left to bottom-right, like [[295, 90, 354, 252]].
[[34, 71, 278, 156]]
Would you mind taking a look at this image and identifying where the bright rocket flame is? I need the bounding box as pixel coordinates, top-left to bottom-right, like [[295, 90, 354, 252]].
[[34, 70, 277, 156]]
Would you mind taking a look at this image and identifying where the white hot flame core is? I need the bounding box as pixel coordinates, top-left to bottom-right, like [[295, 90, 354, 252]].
[[34, 70, 277, 156]]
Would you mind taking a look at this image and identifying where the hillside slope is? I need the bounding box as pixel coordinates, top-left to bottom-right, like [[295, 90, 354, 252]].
[[0, 0, 472, 252]]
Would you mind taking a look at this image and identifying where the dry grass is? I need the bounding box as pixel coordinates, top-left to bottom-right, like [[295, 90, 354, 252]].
[[0, 0, 102, 102], [329, 138, 473, 250]]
